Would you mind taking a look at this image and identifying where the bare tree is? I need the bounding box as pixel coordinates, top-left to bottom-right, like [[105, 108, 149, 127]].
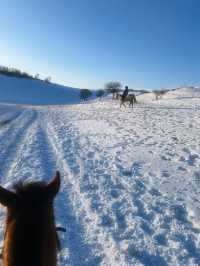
[[153, 89, 168, 100], [34, 74, 40, 79], [44, 76, 52, 83], [105, 81, 122, 99], [96, 89, 105, 99]]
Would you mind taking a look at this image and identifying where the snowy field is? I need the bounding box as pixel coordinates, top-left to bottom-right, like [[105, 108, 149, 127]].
[[0, 88, 200, 265]]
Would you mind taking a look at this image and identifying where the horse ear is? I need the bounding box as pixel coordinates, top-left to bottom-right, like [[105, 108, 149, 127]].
[[0, 186, 18, 207], [46, 171, 60, 199]]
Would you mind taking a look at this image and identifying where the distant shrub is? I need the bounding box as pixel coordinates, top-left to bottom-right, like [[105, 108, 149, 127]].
[[0, 66, 34, 80], [153, 90, 168, 100], [139, 90, 149, 94], [80, 89, 92, 101], [44, 76, 52, 83], [96, 89, 105, 99], [34, 74, 40, 79], [0, 65, 52, 84]]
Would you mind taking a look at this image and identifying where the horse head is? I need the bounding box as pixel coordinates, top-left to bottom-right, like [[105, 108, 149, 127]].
[[0, 171, 60, 266]]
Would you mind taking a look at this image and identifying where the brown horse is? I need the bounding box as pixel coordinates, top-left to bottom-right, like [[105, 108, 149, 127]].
[[0, 171, 61, 266], [120, 94, 137, 108]]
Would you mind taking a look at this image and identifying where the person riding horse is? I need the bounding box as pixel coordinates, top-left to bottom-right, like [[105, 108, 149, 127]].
[[120, 85, 137, 108], [122, 86, 129, 100]]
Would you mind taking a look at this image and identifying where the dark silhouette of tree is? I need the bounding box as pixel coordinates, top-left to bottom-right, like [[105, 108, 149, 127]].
[[105, 81, 122, 99], [0, 65, 52, 84], [44, 76, 52, 83], [96, 89, 105, 99], [80, 89, 92, 101], [34, 74, 40, 79], [0, 66, 34, 80], [153, 89, 168, 100]]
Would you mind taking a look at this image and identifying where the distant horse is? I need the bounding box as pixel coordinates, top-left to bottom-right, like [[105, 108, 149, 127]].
[[120, 94, 137, 108], [0, 171, 61, 266]]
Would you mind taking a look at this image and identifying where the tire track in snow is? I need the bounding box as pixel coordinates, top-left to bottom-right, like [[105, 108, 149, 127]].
[[37, 111, 102, 266], [50, 106, 200, 266], [1, 103, 199, 265], [0, 107, 24, 138], [0, 110, 45, 254], [48, 109, 156, 265], [0, 108, 98, 266], [0, 109, 37, 181], [44, 111, 126, 266], [47, 110, 152, 265], [0, 105, 23, 129], [0, 110, 95, 266], [3, 115, 56, 184]]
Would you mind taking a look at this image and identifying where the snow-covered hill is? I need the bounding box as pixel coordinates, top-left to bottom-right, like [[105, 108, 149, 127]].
[[0, 74, 82, 105], [0, 85, 200, 265], [137, 87, 200, 108], [166, 87, 200, 100]]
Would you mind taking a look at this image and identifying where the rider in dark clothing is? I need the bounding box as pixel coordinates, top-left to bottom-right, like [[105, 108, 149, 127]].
[[122, 86, 129, 99]]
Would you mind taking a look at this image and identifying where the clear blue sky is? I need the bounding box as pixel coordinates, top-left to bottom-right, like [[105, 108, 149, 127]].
[[0, 0, 200, 89]]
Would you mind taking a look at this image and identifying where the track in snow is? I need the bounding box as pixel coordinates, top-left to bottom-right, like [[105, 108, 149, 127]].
[[0, 100, 200, 266]]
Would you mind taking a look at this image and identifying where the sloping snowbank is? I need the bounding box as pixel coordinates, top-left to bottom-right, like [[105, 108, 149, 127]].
[[136, 87, 200, 109], [0, 74, 82, 105]]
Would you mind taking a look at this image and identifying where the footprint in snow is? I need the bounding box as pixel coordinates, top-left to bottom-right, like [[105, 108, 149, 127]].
[[100, 214, 113, 227], [148, 188, 161, 197], [193, 171, 200, 184], [153, 233, 167, 246], [160, 155, 172, 161], [170, 234, 200, 264], [177, 166, 186, 171], [110, 188, 120, 199], [171, 204, 188, 223], [162, 171, 170, 178], [127, 245, 167, 266], [182, 147, 190, 153], [179, 155, 186, 162], [187, 153, 199, 166]]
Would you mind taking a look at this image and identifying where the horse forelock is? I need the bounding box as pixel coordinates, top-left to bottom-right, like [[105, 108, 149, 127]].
[[13, 181, 46, 193], [2, 180, 59, 266]]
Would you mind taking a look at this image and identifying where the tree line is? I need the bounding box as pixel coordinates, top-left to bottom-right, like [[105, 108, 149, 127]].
[[0, 65, 51, 83], [80, 81, 122, 101]]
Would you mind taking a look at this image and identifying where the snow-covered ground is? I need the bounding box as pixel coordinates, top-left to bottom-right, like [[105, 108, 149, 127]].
[[0, 87, 200, 265]]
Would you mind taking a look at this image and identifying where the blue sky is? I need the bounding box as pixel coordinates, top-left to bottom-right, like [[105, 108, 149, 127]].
[[0, 0, 200, 89]]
